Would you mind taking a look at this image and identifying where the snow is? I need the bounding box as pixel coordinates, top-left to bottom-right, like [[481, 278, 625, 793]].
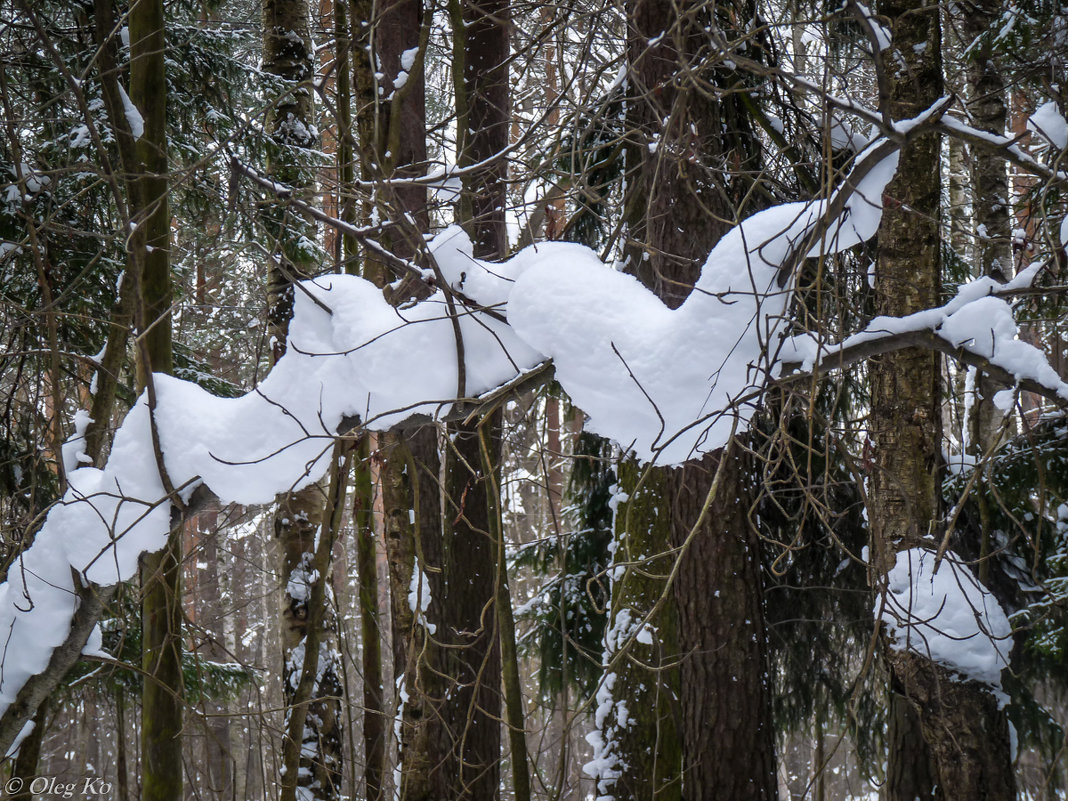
[[0, 398, 169, 719], [811, 263, 1068, 404], [1027, 101, 1068, 150], [408, 556, 436, 634], [81, 624, 109, 659], [151, 226, 542, 505], [116, 84, 144, 140], [826, 113, 870, 152], [877, 548, 1012, 688], [0, 134, 1033, 730], [583, 671, 623, 800], [509, 140, 900, 463], [5, 720, 35, 759], [61, 409, 94, 474], [855, 2, 891, 51], [0, 225, 543, 722], [399, 47, 419, 72], [287, 555, 319, 603]]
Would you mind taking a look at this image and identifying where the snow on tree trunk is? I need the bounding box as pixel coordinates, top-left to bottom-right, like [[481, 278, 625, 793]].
[[262, 0, 344, 798]]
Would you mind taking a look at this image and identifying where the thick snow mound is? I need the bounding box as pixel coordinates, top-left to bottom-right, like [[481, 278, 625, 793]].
[[510, 145, 899, 463], [0, 143, 904, 726], [878, 548, 1012, 687]]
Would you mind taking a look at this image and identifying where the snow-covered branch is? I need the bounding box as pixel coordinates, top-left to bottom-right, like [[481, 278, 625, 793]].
[[781, 264, 1068, 411], [2, 121, 1065, 754]]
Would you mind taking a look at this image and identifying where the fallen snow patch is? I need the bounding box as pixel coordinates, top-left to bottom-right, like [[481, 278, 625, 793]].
[[877, 548, 1012, 687]]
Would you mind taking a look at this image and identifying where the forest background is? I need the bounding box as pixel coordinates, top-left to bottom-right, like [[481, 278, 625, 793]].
[[0, 0, 1067, 800]]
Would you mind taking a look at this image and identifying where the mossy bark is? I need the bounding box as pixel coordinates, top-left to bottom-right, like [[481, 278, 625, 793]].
[[596, 459, 682, 801], [128, 2, 183, 800], [871, 2, 1014, 798], [614, 2, 776, 798]]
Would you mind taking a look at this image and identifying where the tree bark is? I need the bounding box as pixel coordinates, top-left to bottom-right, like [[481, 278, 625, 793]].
[[441, 417, 503, 801], [11, 702, 47, 801], [433, 3, 512, 799], [451, 0, 509, 259], [261, 1, 346, 797], [612, 2, 777, 799], [960, 0, 1014, 585], [667, 447, 777, 801], [127, 2, 184, 800], [395, 427, 448, 801], [871, 2, 1015, 799], [886, 686, 941, 801], [354, 435, 387, 801]]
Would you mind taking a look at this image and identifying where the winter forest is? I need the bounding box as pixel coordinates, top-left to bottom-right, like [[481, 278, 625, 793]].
[[1, 0, 1068, 799]]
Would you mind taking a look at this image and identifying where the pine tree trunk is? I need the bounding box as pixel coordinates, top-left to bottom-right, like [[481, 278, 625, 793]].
[[886, 688, 941, 801], [441, 419, 503, 801], [435, 3, 513, 799], [871, 3, 1015, 799], [340, 5, 390, 798], [611, 2, 776, 799], [128, 2, 183, 799], [261, 1, 346, 797], [960, 0, 1014, 584], [667, 447, 777, 800]]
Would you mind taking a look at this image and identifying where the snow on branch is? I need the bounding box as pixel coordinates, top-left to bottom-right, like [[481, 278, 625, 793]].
[[877, 548, 1013, 689], [509, 137, 902, 463], [1, 115, 1064, 750], [781, 263, 1068, 411]]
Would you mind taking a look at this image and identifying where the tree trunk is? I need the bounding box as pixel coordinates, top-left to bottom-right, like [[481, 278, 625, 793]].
[[451, 0, 509, 258], [886, 688, 941, 801], [441, 417, 503, 801], [871, 2, 1015, 799], [395, 427, 448, 801], [667, 447, 777, 800], [261, 1, 346, 797], [432, 3, 513, 799], [960, 0, 1014, 585], [11, 702, 47, 801], [611, 2, 776, 799], [127, 2, 183, 799], [590, 459, 683, 801], [277, 455, 347, 801], [196, 504, 235, 800]]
